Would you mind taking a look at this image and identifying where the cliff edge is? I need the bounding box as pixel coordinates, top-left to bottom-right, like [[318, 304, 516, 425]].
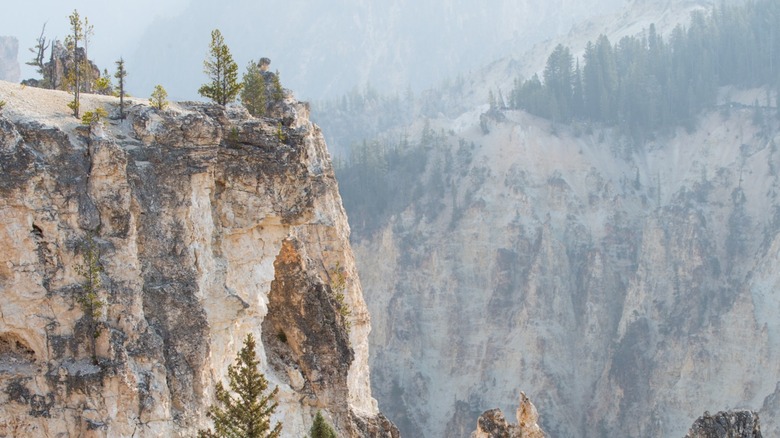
[[0, 80, 398, 437]]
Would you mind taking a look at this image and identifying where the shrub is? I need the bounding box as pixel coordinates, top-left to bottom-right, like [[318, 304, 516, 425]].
[[81, 107, 108, 126]]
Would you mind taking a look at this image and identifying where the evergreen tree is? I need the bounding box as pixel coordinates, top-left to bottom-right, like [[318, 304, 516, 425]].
[[508, 0, 780, 142], [149, 85, 168, 110], [115, 58, 127, 119], [82, 16, 95, 93], [271, 70, 284, 102], [241, 60, 268, 117], [309, 411, 337, 438], [571, 59, 584, 118], [27, 23, 50, 87], [198, 334, 282, 438], [198, 29, 242, 105], [93, 69, 112, 95], [543, 44, 574, 121], [67, 10, 83, 117], [74, 233, 105, 364]]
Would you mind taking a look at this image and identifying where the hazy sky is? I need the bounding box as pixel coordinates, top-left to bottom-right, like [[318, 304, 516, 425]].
[[3, 0, 634, 102], [4, 0, 188, 84]]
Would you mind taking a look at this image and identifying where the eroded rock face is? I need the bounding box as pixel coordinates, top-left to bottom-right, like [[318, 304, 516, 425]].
[[471, 393, 545, 438], [0, 82, 396, 437], [356, 106, 780, 437], [684, 410, 762, 438]]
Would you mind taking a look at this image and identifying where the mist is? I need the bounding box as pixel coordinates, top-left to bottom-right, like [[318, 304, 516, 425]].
[[6, 0, 630, 102], [4, 0, 188, 93]]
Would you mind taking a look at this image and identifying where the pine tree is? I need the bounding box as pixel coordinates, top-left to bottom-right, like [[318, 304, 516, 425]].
[[309, 411, 337, 438], [241, 60, 268, 117], [74, 233, 105, 364], [149, 85, 168, 110], [67, 10, 83, 117], [27, 23, 50, 87], [271, 70, 284, 102], [81, 16, 95, 93], [198, 334, 282, 438], [198, 29, 242, 105], [115, 58, 128, 119]]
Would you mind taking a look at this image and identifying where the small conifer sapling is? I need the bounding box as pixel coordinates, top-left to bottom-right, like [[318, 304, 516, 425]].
[[198, 334, 282, 438]]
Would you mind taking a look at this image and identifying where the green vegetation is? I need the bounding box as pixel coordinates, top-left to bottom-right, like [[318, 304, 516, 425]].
[[329, 262, 352, 331], [0, 100, 5, 113], [241, 59, 268, 117], [114, 58, 128, 119], [198, 334, 282, 438], [309, 411, 337, 438], [199, 29, 242, 106], [275, 122, 286, 143], [74, 234, 105, 363], [334, 126, 461, 239], [510, 0, 780, 141], [81, 107, 108, 126], [26, 24, 50, 87], [149, 85, 168, 110], [271, 70, 284, 102], [94, 69, 113, 95], [67, 10, 84, 118], [312, 84, 416, 154]]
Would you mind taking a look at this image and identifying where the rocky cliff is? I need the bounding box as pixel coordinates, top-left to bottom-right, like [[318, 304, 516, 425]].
[[0, 80, 397, 437], [355, 103, 780, 437]]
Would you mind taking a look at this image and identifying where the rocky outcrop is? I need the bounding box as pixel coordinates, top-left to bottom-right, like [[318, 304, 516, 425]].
[[0, 81, 397, 437], [684, 411, 762, 438], [0, 37, 20, 83], [471, 393, 545, 438], [21, 40, 102, 91]]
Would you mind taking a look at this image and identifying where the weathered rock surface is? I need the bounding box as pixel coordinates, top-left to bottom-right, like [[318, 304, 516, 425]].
[[356, 104, 780, 437], [0, 36, 20, 83], [684, 410, 762, 438], [0, 80, 397, 437], [21, 40, 102, 92], [471, 393, 546, 438]]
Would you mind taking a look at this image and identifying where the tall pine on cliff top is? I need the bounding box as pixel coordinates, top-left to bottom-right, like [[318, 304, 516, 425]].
[[66, 9, 83, 117], [198, 29, 242, 105], [198, 334, 282, 438], [241, 59, 268, 117]]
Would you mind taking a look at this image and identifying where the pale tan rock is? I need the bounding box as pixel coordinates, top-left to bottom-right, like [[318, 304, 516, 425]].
[[471, 392, 546, 438], [0, 80, 396, 437]]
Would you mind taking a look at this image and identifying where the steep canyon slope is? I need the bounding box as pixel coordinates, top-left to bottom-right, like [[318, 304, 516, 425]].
[[0, 81, 396, 437], [354, 106, 780, 437]]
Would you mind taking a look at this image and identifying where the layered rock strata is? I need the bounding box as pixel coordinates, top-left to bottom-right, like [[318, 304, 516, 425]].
[[357, 107, 780, 437], [0, 81, 396, 437]]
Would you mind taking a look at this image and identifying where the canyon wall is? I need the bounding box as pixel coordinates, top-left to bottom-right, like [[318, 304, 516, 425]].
[[356, 106, 780, 437], [0, 81, 396, 437]]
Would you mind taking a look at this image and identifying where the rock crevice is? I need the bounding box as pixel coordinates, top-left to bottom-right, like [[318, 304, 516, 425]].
[[0, 82, 396, 437]]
